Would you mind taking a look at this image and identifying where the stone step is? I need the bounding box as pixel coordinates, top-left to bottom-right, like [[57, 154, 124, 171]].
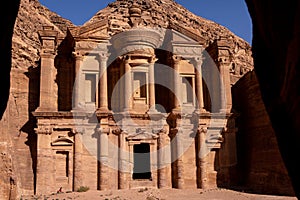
[[130, 179, 156, 189]]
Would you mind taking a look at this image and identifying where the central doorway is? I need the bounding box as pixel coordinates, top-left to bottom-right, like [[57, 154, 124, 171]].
[[133, 143, 151, 179]]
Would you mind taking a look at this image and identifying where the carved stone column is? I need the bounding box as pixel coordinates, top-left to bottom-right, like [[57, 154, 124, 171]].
[[157, 126, 171, 188], [192, 57, 206, 112], [73, 128, 83, 191], [35, 127, 53, 195], [196, 126, 208, 189], [124, 57, 132, 112], [176, 129, 184, 189], [98, 53, 109, 111], [219, 57, 232, 112], [37, 26, 58, 112], [172, 55, 181, 110], [148, 56, 158, 112], [73, 53, 84, 109], [98, 126, 110, 190], [169, 128, 184, 189], [118, 131, 129, 189]]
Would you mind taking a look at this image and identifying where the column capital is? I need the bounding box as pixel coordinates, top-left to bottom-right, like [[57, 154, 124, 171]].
[[71, 127, 84, 135], [97, 127, 110, 135], [171, 55, 182, 64], [197, 126, 207, 134], [168, 128, 178, 139], [191, 56, 204, 66], [119, 54, 131, 61], [72, 51, 84, 60], [112, 128, 122, 135], [152, 127, 167, 135], [98, 52, 110, 61], [217, 56, 231, 66], [148, 55, 158, 64]]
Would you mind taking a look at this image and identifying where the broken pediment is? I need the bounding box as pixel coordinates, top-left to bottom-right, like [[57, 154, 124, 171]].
[[169, 23, 206, 45], [72, 19, 109, 39], [166, 29, 204, 59]]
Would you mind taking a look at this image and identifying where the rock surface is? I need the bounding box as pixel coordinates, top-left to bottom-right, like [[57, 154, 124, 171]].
[[0, 0, 272, 199], [0, 0, 74, 199], [245, 0, 300, 199]]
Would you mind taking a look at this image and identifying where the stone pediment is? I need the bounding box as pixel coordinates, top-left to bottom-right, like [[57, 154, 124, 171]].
[[126, 128, 158, 141], [168, 29, 204, 58], [70, 18, 109, 39], [169, 23, 206, 45], [171, 28, 201, 45]]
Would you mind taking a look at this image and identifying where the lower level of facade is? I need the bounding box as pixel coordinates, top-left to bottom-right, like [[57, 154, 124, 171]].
[[33, 109, 236, 195]]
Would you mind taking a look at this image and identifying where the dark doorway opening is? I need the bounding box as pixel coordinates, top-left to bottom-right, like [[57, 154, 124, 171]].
[[133, 143, 151, 179]]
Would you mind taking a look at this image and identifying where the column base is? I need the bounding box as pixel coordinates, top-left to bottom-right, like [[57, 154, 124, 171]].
[[96, 107, 111, 117], [194, 108, 208, 114], [172, 107, 181, 113], [219, 108, 229, 113], [147, 107, 158, 114]]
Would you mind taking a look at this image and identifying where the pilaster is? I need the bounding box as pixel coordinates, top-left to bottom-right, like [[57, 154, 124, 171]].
[[218, 56, 232, 113], [168, 127, 184, 189], [118, 131, 129, 189], [196, 126, 209, 189], [73, 128, 84, 191], [157, 126, 172, 188], [72, 53, 84, 109], [97, 126, 110, 190], [36, 26, 58, 112], [35, 126, 53, 195]]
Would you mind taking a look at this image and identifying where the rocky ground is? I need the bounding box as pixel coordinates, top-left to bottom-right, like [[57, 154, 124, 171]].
[[20, 188, 297, 200]]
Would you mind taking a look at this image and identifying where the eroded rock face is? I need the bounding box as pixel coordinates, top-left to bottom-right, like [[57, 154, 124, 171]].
[[245, 0, 300, 198], [0, 1, 20, 199], [232, 71, 294, 195], [0, 0, 74, 199]]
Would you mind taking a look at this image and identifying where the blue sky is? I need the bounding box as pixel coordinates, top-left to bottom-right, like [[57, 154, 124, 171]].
[[39, 0, 252, 44]]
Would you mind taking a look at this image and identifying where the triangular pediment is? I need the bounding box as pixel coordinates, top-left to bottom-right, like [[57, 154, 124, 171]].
[[71, 18, 109, 39], [169, 23, 206, 45]]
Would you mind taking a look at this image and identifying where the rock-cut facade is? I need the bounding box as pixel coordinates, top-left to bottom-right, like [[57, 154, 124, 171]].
[[1, 0, 256, 197]]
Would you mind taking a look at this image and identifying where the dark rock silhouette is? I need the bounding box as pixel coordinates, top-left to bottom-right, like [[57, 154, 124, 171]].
[[0, 0, 20, 119], [245, 0, 300, 199]]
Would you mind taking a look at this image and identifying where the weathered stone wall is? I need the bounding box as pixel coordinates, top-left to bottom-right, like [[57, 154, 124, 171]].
[[232, 70, 294, 196]]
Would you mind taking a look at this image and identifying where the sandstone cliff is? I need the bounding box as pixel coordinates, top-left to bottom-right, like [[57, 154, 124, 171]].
[[0, 0, 74, 199]]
